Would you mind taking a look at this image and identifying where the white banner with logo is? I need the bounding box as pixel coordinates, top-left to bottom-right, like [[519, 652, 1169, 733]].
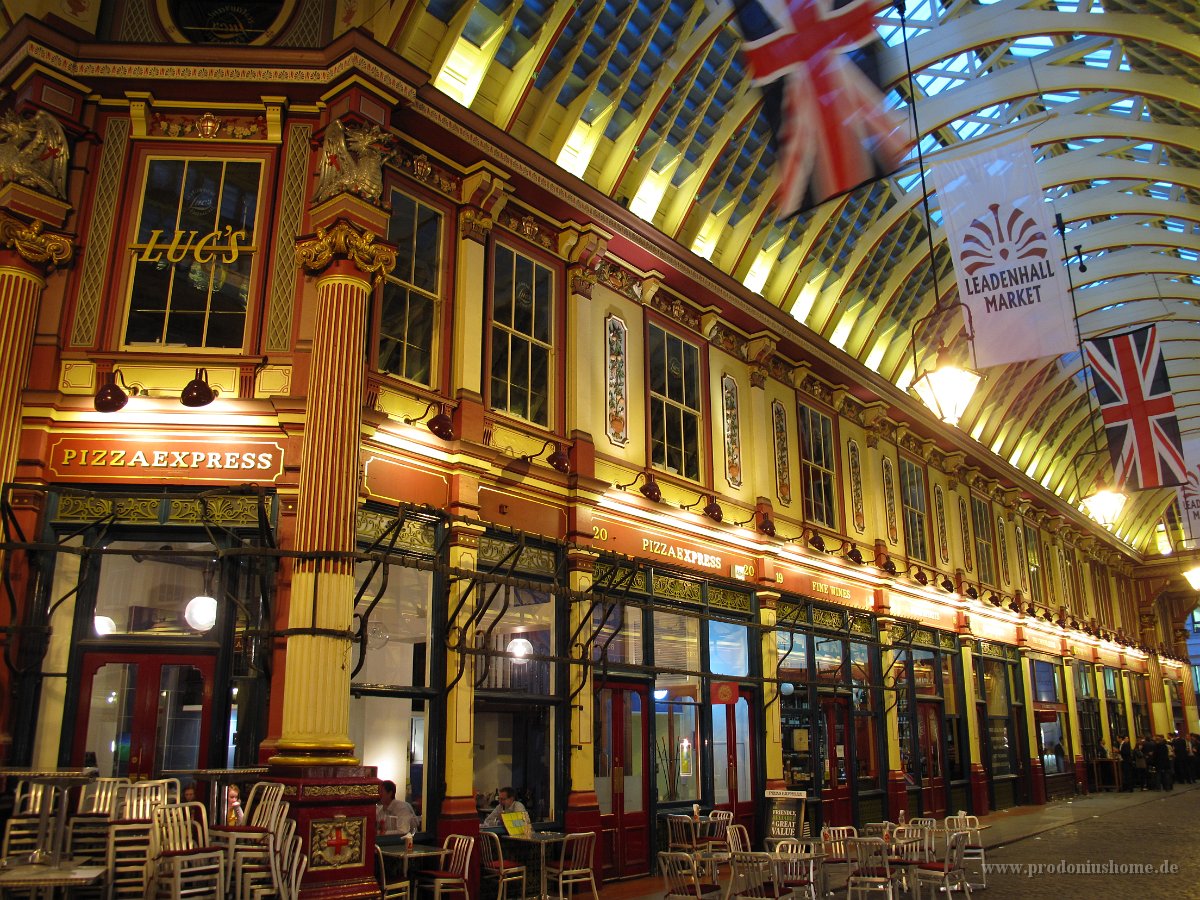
[[932, 140, 1078, 369], [1177, 434, 1200, 547]]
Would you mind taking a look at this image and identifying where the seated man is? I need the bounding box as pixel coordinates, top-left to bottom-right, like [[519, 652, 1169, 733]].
[[377, 780, 417, 835], [482, 786, 527, 827]]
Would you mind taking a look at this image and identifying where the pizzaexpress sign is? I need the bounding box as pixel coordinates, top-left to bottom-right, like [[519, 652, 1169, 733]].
[[48, 436, 284, 483]]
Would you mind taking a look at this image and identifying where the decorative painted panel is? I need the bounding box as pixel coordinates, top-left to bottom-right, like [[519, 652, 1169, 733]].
[[959, 496, 973, 572], [722, 374, 743, 488], [605, 314, 629, 446], [1014, 525, 1028, 591], [772, 399, 791, 505], [882, 457, 898, 545], [935, 485, 950, 564], [997, 515, 1010, 585], [849, 440, 865, 534]]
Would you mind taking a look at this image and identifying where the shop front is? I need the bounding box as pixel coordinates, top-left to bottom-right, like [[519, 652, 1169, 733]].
[[975, 641, 1025, 810], [776, 602, 883, 829], [1030, 657, 1075, 800]]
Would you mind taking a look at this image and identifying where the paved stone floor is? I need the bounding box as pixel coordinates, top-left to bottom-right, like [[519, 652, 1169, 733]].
[[602, 784, 1200, 898]]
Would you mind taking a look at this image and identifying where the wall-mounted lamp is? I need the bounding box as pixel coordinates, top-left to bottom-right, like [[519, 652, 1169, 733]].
[[802, 529, 826, 553], [845, 544, 864, 566], [403, 400, 455, 441], [180, 368, 218, 408], [878, 555, 898, 576], [939, 575, 956, 593], [614, 470, 662, 503], [94, 370, 141, 413], [908, 565, 929, 586], [964, 585, 979, 600], [681, 492, 723, 523], [521, 439, 571, 474], [732, 509, 775, 535]]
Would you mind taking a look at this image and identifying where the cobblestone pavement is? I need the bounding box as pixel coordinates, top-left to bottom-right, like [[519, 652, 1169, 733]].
[[981, 787, 1200, 898], [604, 786, 1200, 898]]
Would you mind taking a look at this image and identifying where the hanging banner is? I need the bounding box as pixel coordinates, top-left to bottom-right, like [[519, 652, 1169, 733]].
[[1177, 434, 1200, 546], [932, 140, 1077, 368]]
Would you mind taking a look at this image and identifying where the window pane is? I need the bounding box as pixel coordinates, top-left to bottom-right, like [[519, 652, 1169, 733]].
[[351, 695, 428, 831], [474, 702, 552, 820], [490, 245, 552, 425], [648, 324, 702, 483], [351, 563, 432, 686], [475, 585, 554, 695], [814, 637, 843, 683], [708, 620, 749, 677], [126, 158, 259, 349]]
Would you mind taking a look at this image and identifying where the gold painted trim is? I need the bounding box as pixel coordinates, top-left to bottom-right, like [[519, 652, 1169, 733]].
[[0, 213, 72, 271], [268, 754, 362, 767], [296, 219, 395, 284]]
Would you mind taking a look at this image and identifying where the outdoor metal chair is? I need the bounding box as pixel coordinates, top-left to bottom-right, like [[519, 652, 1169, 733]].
[[772, 839, 818, 900], [149, 801, 225, 899], [105, 819, 155, 900], [546, 830, 599, 900], [416, 833, 474, 900], [726, 850, 791, 899], [659, 850, 721, 900], [376, 843, 412, 900], [944, 815, 986, 887], [480, 829, 525, 900], [846, 837, 903, 899]]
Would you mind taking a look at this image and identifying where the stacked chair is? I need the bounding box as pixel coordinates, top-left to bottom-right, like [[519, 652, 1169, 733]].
[[147, 800, 225, 899], [68, 777, 130, 860], [105, 819, 156, 900], [210, 781, 288, 895], [234, 809, 295, 900]]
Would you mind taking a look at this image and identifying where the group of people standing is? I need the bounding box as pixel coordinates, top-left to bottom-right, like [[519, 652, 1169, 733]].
[[1117, 732, 1200, 791]]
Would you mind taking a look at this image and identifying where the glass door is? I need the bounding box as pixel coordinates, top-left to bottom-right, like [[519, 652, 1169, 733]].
[[916, 701, 946, 817], [712, 688, 756, 838], [594, 681, 649, 879], [73, 652, 216, 780], [817, 696, 852, 825]]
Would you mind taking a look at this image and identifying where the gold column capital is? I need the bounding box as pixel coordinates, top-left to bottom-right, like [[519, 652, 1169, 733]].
[[295, 218, 395, 284], [0, 212, 73, 271]]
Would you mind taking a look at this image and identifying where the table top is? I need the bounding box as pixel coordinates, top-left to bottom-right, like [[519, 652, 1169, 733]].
[[501, 831, 567, 844], [0, 767, 98, 786], [0, 860, 105, 888], [379, 844, 446, 860]]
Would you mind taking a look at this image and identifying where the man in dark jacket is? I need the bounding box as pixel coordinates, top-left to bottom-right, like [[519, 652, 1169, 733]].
[[1118, 735, 1134, 791], [1154, 735, 1173, 790], [1173, 733, 1192, 784]]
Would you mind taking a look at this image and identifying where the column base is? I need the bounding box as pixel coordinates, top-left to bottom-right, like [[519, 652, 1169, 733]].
[[886, 770, 908, 821], [1028, 758, 1046, 805], [968, 764, 989, 816], [267, 764, 380, 900]]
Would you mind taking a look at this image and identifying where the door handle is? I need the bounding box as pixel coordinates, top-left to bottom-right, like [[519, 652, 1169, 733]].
[[612, 765, 624, 794]]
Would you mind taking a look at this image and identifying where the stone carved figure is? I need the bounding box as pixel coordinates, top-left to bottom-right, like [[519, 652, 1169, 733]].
[[0, 110, 69, 199], [314, 119, 394, 204]]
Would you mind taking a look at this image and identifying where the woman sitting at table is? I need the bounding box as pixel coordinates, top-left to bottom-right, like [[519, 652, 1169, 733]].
[[377, 780, 417, 835]]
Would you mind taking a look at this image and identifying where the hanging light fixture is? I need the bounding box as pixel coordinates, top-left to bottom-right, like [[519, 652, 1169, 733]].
[[184, 560, 218, 632], [1072, 451, 1125, 528], [1183, 566, 1200, 591], [897, 2, 983, 425], [506, 636, 534, 663]]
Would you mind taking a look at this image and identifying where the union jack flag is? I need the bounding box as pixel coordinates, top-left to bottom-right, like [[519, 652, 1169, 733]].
[[733, 0, 912, 218], [1084, 325, 1186, 491]]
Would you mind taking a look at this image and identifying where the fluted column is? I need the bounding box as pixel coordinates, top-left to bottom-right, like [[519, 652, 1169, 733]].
[[0, 214, 72, 490], [273, 219, 394, 765]]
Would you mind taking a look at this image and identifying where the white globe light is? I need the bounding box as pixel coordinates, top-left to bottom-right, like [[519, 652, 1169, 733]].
[[653, 689, 668, 701], [780, 682, 795, 696], [184, 595, 218, 632], [506, 636, 534, 663], [93, 615, 117, 636]]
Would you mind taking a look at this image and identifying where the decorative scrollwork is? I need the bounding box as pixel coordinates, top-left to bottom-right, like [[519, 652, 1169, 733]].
[[295, 219, 395, 284], [0, 213, 73, 271]]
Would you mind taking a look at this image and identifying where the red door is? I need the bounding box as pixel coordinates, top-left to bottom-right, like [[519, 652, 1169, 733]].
[[595, 681, 650, 879], [916, 702, 946, 817], [712, 688, 757, 838], [72, 652, 217, 780], [818, 697, 853, 826]]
